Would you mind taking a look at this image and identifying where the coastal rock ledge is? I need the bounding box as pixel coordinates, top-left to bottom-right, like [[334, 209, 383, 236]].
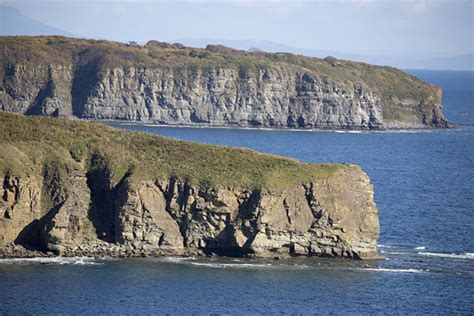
[[0, 113, 379, 259]]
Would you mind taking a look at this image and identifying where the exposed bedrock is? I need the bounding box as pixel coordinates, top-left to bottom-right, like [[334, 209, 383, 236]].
[[0, 162, 379, 259], [0, 36, 447, 129]]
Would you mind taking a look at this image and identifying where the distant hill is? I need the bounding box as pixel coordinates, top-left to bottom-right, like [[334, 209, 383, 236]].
[[176, 38, 473, 71], [0, 5, 76, 37]]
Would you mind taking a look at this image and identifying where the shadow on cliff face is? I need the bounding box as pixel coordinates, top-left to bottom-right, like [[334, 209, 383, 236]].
[[202, 226, 256, 257], [71, 60, 100, 118], [201, 191, 261, 258], [86, 154, 122, 243], [14, 202, 65, 252], [12, 154, 130, 250], [25, 66, 58, 117]]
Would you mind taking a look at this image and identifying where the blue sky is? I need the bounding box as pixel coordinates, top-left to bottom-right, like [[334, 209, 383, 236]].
[[2, 0, 473, 56]]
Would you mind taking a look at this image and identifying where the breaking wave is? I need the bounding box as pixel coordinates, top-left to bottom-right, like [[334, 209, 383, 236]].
[[160, 256, 197, 263], [0, 256, 114, 265], [377, 244, 396, 249], [418, 252, 474, 260], [357, 268, 425, 273], [189, 262, 275, 269]]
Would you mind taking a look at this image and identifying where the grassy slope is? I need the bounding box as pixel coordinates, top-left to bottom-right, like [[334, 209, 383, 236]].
[[0, 36, 438, 107], [0, 112, 340, 189]]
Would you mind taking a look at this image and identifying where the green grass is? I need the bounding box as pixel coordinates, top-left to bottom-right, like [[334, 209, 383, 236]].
[[0, 112, 341, 189], [0, 35, 439, 105]]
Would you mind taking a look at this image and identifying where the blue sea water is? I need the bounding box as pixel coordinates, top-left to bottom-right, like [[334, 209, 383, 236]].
[[1, 70, 473, 314]]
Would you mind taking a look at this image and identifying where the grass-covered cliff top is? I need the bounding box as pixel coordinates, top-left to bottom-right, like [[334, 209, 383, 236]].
[[0, 35, 438, 102], [0, 112, 342, 189]]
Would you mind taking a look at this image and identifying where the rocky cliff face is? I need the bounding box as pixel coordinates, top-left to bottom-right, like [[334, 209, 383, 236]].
[[81, 66, 385, 129], [0, 36, 447, 129], [0, 163, 378, 259], [0, 113, 379, 259]]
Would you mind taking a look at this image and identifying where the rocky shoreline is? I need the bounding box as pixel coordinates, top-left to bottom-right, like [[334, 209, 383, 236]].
[[98, 118, 453, 131], [0, 242, 384, 260], [0, 242, 185, 259]]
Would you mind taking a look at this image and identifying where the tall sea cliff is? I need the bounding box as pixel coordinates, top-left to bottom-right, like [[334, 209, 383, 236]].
[[0, 113, 379, 259], [0, 36, 447, 129]]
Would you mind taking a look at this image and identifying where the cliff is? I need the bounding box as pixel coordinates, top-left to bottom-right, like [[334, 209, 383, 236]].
[[0, 113, 379, 259], [0, 36, 447, 129]]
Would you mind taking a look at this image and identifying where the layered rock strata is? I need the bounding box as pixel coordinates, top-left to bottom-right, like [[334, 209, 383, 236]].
[[0, 113, 379, 259], [0, 164, 378, 259], [0, 36, 447, 129]]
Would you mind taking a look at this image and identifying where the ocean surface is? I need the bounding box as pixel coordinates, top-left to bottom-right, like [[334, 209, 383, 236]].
[[1, 70, 473, 314]]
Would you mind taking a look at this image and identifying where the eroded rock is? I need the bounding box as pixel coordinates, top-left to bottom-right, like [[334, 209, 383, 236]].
[[0, 164, 379, 259]]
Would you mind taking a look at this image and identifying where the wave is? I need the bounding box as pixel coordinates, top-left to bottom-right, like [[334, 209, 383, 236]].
[[189, 262, 275, 269], [377, 244, 396, 249], [357, 268, 425, 273], [334, 130, 365, 134], [380, 251, 409, 255], [386, 130, 430, 134], [0, 256, 114, 265], [415, 246, 426, 250], [418, 252, 474, 260], [160, 256, 197, 263]]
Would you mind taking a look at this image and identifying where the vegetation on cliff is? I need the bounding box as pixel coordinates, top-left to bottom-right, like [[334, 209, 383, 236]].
[[0, 36, 446, 129], [0, 35, 437, 102], [0, 112, 339, 189]]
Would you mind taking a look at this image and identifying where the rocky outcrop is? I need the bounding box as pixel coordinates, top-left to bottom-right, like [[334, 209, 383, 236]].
[[0, 112, 380, 259], [0, 163, 378, 259], [0, 36, 447, 129]]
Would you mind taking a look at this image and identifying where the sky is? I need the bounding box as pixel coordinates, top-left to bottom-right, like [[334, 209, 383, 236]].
[[1, 0, 473, 57]]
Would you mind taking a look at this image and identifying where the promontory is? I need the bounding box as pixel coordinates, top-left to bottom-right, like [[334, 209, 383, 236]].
[[0, 36, 447, 129], [0, 113, 379, 259]]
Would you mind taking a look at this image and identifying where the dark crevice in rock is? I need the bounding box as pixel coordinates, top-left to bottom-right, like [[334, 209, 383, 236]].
[[86, 154, 125, 243], [158, 233, 165, 247], [236, 190, 261, 250], [2, 173, 19, 202], [162, 177, 191, 245], [283, 198, 292, 225], [71, 59, 100, 118]]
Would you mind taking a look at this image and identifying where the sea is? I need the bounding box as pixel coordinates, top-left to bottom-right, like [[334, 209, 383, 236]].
[[0, 70, 472, 315]]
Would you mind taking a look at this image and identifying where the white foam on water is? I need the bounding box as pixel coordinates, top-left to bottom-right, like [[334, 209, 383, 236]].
[[415, 246, 426, 250], [418, 252, 474, 259], [383, 251, 409, 255], [379, 129, 434, 134], [160, 256, 197, 263], [189, 262, 274, 269], [334, 130, 365, 134], [0, 256, 108, 265], [377, 244, 396, 249], [358, 268, 425, 274]]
